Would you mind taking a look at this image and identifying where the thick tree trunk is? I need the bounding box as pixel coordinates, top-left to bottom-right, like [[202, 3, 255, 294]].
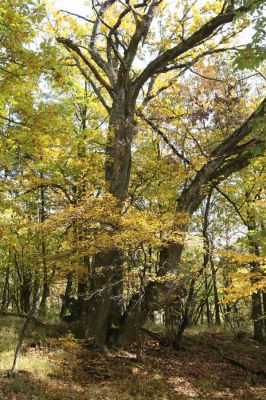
[[162, 243, 187, 347], [120, 191, 218, 347], [82, 96, 135, 347], [85, 249, 123, 346], [107, 97, 134, 200], [120, 241, 186, 345]]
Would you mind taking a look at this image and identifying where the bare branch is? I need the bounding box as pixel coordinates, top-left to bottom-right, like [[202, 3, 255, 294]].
[[133, 3, 260, 99], [215, 186, 247, 226], [60, 9, 94, 23], [0, 114, 28, 126], [89, 0, 117, 83], [106, 5, 131, 68], [73, 56, 111, 113], [117, 0, 161, 83], [177, 98, 266, 213], [211, 97, 266, 159], [137, 110, 191, 165], [188, 67, 224, 82], [143, 47, 239, 105], [57, 37, 114, 96]]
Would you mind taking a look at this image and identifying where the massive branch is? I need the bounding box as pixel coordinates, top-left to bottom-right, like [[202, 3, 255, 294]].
[[90, 0, 117, 84], [132, 2, 262, 99], [56, 37, 114, 96], [117, 0, 160, 84], [177, 97, 266, 214], [125, 98, 266, 335]]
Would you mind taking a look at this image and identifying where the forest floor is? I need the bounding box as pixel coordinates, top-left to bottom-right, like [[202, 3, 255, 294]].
[[0, 318, 265, 400]]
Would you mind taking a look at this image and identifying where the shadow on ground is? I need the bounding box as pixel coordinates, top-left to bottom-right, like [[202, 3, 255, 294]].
[[0, 333, 265, 400]]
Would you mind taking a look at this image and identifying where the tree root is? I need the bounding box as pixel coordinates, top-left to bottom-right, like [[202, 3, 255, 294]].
[[142, 328, 170, 346], [141, 328, 181, 348]]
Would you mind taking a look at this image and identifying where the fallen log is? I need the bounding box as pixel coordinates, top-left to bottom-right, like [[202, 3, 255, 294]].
[[0, 311, 45, 327], [187, 336, 266, 378]]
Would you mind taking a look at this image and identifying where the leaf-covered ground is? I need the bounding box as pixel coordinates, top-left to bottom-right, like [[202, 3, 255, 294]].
[[0, 321, 265, 400]]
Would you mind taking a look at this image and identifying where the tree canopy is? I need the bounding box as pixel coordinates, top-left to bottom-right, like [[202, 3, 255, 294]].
[[0, 0, 265, 363]]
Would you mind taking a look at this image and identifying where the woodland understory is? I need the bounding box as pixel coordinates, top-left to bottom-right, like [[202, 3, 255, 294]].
[[0, 0, 265, 398]]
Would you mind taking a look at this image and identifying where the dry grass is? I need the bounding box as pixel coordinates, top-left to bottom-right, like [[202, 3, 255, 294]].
[[0, 318, 265, 400]]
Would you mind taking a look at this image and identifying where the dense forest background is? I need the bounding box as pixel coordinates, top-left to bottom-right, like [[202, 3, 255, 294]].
[[0, 0, 265, 399]]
